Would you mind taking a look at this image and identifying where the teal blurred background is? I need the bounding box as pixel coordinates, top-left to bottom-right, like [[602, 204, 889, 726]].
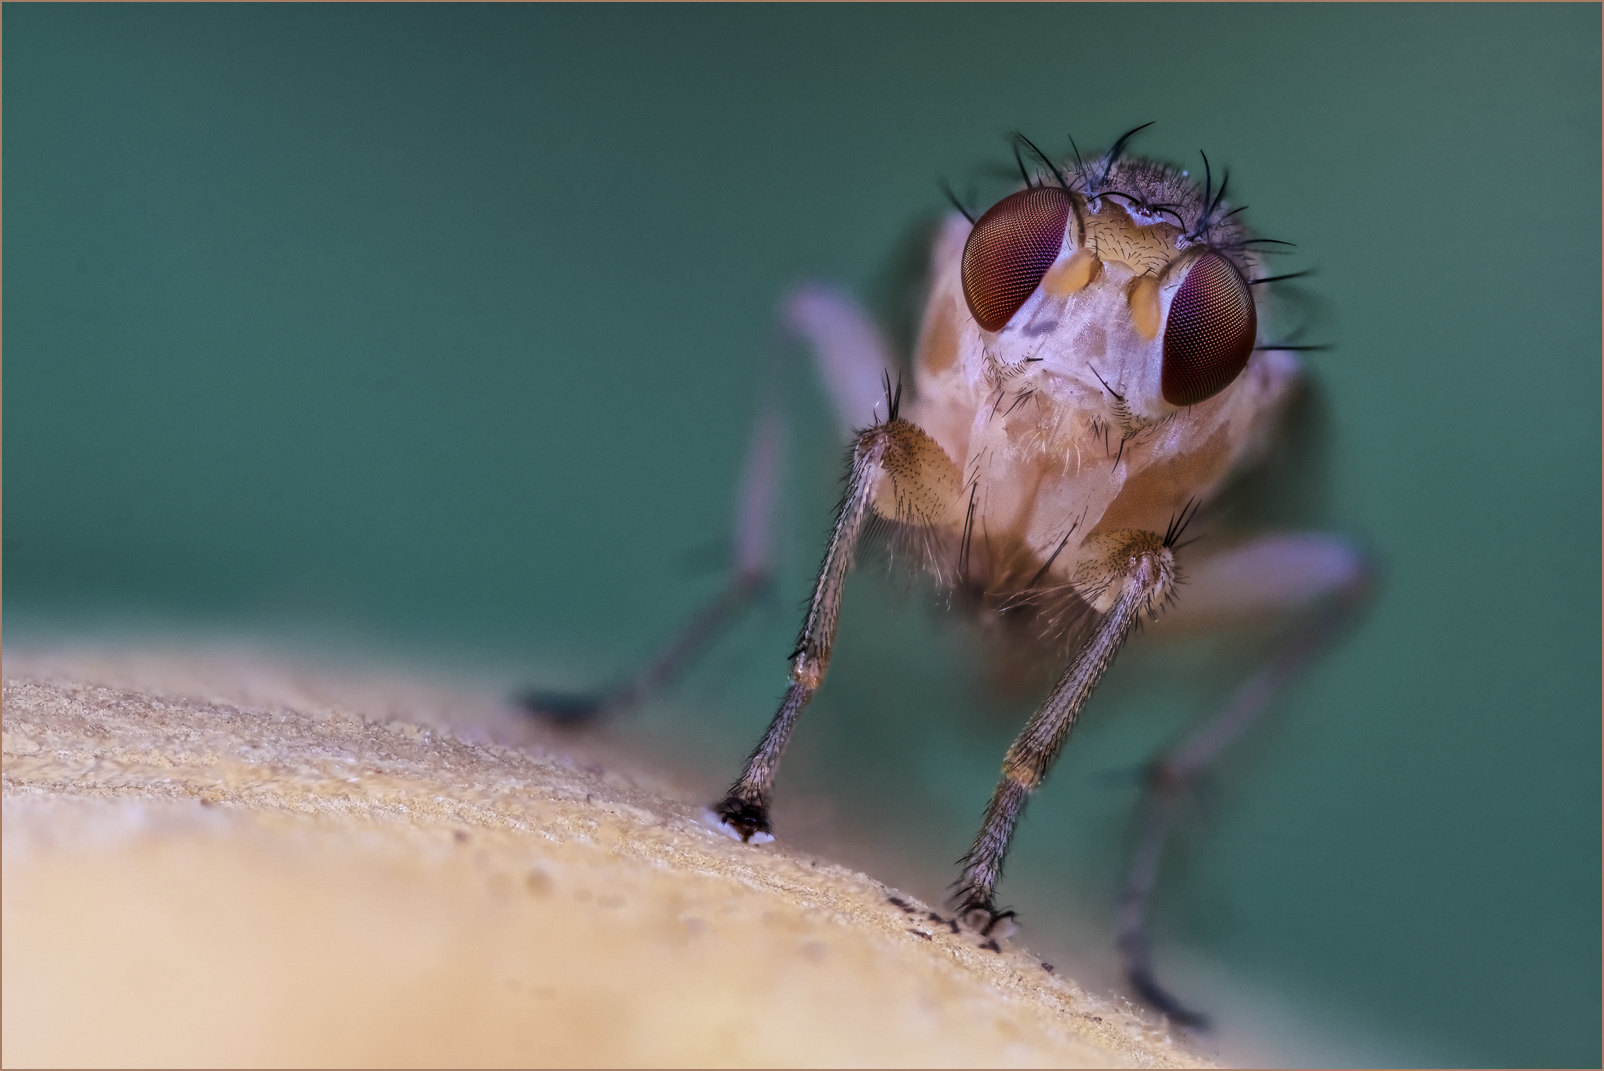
[[6, 5, 1599, 1065]]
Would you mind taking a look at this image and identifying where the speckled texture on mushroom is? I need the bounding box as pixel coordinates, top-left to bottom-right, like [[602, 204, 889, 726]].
[[2, 658, 1209, 1068]]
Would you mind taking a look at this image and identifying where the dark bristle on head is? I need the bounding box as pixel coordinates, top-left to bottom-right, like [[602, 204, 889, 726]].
[[1013, 142, 1035, 188], [1014, 132, 1068, 189], [1250, 270, 1313, 286], [1098, 121, 1155, 188], [941, 180, 976, 224], [1066, 133, 1088, 185]]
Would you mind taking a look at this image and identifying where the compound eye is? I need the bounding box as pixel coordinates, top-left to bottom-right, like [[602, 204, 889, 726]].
[[961, 187, 1072, 332], [1161, 251, 1257, 406]]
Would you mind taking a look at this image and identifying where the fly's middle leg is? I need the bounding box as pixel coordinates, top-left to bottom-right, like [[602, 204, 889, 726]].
[[517, 403, 782, 727], [1116, 532, 1372, 1025]]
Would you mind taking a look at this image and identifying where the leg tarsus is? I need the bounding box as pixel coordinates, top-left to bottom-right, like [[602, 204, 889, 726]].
[[707, 679, 815, 845], [705, 794, 775, 844], [1117, 791, 1209, 1028], [951, 895, 1018, 938], [1124, 950, 1210, 1030]]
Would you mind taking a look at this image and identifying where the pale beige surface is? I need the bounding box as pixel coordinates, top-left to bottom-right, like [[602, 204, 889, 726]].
[[2, 654, 1209, 1068]]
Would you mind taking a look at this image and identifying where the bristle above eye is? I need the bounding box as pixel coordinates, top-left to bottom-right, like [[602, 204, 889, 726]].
[[961, 187, 1072, 332], [1161, 252, 1257, 406]]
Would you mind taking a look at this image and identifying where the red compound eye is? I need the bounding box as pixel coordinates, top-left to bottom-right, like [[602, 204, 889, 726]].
[[1161, 251, 1257, 406], [961, 187, 1072, 332]]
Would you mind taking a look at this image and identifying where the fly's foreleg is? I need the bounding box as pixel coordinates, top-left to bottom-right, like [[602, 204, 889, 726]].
[[955, 530, 1178, 931], [709, 413, 962, 843]]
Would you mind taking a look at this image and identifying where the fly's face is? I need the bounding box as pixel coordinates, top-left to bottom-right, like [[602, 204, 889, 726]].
[[910, 157, 1297, 570], [959, 162, 1262, 417]]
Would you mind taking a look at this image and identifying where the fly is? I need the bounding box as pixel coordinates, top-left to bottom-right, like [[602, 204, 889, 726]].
[[523, 124, 1369, 1027]]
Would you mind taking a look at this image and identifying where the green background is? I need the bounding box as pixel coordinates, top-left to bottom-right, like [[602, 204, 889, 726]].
[[6, 4, 1599, 1065]]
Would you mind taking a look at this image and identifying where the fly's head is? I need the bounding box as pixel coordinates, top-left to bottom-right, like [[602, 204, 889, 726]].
[[928, 149, 1275, 437]]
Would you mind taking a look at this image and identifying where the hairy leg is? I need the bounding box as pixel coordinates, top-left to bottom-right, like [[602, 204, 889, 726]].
[[709, 410, 963, 842], [954, 529, 1179, 930]]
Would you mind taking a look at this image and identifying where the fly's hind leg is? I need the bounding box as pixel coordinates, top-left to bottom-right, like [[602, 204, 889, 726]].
[[520, 282, 889, 728], [1118, 532, 1372, 1026]]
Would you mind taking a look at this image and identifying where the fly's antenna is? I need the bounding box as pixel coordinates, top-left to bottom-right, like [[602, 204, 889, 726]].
[[1013, 131, 1069, 189], [1097, 121, 1155, 190], [941, 180, 977, 224]]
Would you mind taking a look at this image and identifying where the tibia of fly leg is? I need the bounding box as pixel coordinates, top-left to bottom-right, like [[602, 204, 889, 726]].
[[951, 776, 1028, 937], [952, 531, 1177, 937], [708, 416, 966, 848], [1114, 531, 1372, 1027]]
